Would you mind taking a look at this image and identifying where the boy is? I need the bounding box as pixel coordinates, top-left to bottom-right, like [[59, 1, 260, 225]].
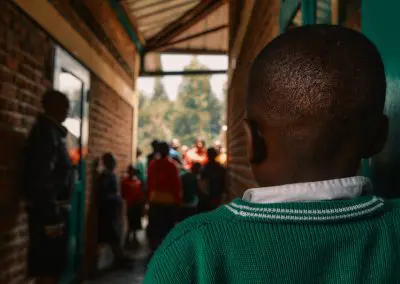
[[200, 148, 226, 211], [121, 165, 144, 247], [179, 162, 202, 221], [97, 153, 131, 264], [145, 25, 399, 283]]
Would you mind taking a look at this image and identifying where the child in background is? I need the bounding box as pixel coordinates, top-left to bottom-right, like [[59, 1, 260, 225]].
[[121, 165, 144, 248], [97, 153, 131, 265], [179, 162, 202, 221]]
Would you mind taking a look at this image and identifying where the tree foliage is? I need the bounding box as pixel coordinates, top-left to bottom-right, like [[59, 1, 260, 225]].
[[138, 57, 225, 152]]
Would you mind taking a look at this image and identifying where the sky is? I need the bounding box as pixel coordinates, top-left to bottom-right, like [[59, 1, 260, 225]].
[[137, 54, 228, 101]]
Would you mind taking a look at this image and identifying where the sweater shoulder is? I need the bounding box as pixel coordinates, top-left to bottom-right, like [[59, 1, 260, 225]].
[[384, 198, 400, 217], [154, 207, 231, 255], [145, 208, 231, 284]]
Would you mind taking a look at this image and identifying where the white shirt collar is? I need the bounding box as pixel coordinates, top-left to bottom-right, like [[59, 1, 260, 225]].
[[242, 176, 372, 204]]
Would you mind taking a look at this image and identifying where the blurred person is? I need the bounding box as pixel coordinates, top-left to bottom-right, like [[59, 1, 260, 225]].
[[24, 90, 72, 284], [121, 165, 144, 248], [179, 162, 202, 221], [169, 138, 182, 161], [180, 145, 189, 169], [145, 25, 396, 283], [185, 138, 207, 169], [146, 142, 182, 251], [200, 148, 227, 211], [147, 139, 160, 167], [135, 148, 147, 188], [214, 140, 227, 166], [97, 153, 131, 265]]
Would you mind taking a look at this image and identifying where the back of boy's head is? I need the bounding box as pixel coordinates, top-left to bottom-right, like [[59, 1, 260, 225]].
[[151, 140, 159, 151], [207, 147, 218, 161], [158, 142, 170, 158], [127, 164, 136, 174], [102, 153, 116, 171], [191, 162, 202, 174], [247, 25, 387, 186]]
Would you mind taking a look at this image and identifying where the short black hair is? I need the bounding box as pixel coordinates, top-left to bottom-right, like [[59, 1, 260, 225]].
[[102, 153, 116, 170], [158, 142, 170, 157], [151, 139, 160, 152], [127, 164, 136, 174], [248, 25, 386, 164], [42, 89, 69, 109], [191, 162, 202, 173], [207, 147, 218, 160]]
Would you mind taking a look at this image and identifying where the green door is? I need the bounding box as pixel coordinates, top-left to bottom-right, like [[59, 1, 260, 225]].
[[362, 0, 400, 197], [54, 46, 91, 283]]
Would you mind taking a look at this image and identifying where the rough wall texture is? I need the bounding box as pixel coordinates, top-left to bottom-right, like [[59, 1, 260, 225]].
[[227, 0, 279, 198], [1, 0, 137, 282], [84, 74, 134, 277], [0, 2, 54, 283]]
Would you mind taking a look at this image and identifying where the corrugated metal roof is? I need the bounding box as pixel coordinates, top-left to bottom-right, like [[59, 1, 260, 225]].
[[122, 0, 228, 55]]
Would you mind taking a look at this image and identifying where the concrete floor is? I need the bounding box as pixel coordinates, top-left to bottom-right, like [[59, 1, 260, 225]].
[[86, 231, 151, 284]]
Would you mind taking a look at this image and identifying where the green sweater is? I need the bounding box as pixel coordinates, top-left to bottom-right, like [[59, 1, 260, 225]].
[[144, 195, 400, 283]]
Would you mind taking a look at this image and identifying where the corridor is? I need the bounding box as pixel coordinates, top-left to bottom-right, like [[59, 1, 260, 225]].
[[87, 231, 150, 284]]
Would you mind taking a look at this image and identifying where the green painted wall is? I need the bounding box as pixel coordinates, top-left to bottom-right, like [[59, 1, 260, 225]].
[[362, 0, 400, 197]]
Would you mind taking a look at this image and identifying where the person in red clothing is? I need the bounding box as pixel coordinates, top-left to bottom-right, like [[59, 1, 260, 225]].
[[121, 165, 144, 248], [146, 141, 182, 251], [184, 138, 208, 170]]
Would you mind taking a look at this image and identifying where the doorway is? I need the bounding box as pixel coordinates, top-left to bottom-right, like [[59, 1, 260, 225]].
[[53, 46, 90, 284]]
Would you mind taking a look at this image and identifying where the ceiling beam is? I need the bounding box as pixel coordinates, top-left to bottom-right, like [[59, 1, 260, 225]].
[[146, 0, 227, 48], [128, 0, 181, 13], [147, 24, 228, 52], [140, 69, 227, 77], [160, 48, 226, 55]]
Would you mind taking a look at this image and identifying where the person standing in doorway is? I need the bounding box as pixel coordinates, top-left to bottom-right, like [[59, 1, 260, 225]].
[[24, 90, 73, 284]]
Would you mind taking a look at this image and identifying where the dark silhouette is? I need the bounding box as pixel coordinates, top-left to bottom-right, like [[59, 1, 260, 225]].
[[24, 90, 72, 284]]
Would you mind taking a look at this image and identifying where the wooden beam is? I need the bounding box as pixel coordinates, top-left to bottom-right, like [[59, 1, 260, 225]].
[[147, 0, 226, 47], [140, 69, 227, 77], [147, 24, 228, 51], [128, 0, 181, 13], [160, 48, 227, 55]]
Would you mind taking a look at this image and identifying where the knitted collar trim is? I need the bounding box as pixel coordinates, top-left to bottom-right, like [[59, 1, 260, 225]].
[[224, 195, 385, 222]]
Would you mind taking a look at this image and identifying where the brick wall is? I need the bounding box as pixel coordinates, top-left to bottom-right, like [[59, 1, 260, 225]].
[[0, 2, 54, 283], [227, 0, 279, 198], [1, 0, 137, 282], [84, 74, 134, 277]]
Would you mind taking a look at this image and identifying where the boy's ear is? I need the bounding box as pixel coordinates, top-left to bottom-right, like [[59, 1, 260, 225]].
[[362, 115, 388, 158], [244, 120, 267, 164]]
